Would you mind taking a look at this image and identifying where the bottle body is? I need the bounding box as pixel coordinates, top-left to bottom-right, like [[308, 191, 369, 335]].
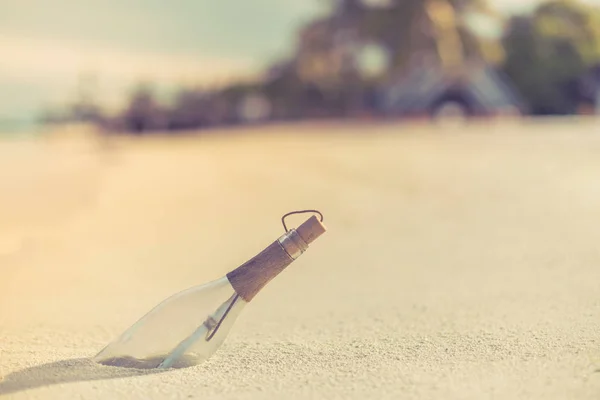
[[93, 215, 327, 369], [94, 276, 246, 369]]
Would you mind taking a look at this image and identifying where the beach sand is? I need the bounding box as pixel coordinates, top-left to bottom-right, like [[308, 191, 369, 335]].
[[1, 120, 599, 399]]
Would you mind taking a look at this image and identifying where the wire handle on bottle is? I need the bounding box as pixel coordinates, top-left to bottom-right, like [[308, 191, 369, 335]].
[[281, 210, 324, 233], [204, 294, 240, 342]]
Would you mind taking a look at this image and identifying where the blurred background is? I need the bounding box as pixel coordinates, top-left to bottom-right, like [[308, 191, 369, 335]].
[[2, 2, 600, 398], [2, 0, 600, 134]]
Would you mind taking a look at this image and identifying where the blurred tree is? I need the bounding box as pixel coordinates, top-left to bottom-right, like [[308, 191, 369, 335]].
[[167, 89, 211, 130], [263, 61, 307, 119], [502, 0, 600, 114], [326, 0, 501, 73], [286, 0, 503, 116], [217, 82, 264, 124], [121, 84, 163, 133]]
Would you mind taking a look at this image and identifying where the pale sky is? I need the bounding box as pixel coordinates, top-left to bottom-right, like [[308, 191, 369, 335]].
[[1, 0, 599, 123]]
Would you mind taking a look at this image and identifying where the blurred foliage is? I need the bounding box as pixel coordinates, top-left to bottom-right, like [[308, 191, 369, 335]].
[[122, 85, 165, 133], [297, 0, 499, 82], [53, 0, 600, 132], [502, 0, 600, 114]]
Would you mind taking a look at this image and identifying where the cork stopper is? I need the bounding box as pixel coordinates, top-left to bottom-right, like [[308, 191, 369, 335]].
[[295, 215, 327, 245]]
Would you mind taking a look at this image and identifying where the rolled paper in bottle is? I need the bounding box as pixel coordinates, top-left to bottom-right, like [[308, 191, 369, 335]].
[[226, 215, 326, 302]]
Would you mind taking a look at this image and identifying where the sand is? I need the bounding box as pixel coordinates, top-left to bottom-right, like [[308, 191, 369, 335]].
[[1, 119, 599, 399]]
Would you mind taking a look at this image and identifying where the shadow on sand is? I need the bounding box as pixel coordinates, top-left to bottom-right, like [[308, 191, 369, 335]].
[[0, 357, 166, 396]]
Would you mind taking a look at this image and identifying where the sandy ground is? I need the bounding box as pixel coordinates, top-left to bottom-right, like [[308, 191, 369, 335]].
[[0, 120, 599, 399]]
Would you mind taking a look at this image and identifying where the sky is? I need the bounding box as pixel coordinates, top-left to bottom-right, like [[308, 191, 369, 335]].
[[1, 0, 599, 123]]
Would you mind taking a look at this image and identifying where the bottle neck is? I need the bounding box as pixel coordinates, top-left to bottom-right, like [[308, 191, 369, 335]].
[[226, 230, 305, 302], [226, 215, 326, 302]]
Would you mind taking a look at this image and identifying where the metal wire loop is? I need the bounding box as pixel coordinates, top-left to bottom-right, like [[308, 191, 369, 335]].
[[281, 210, 324, 232], [205, 294, 240, 342]]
